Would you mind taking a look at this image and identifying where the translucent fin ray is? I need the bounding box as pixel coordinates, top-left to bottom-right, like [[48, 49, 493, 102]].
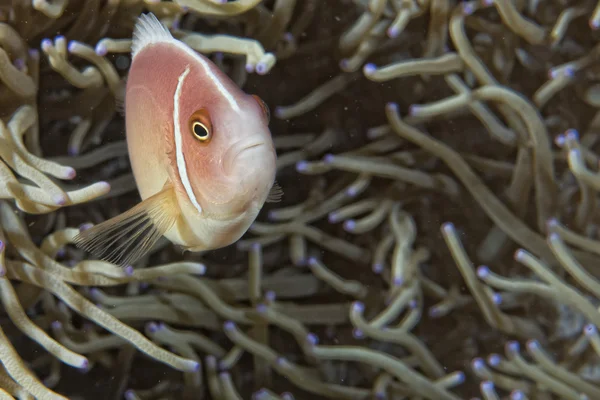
[[266, 181, 283, 203], [73, 186, 179, 267], [131, 12, 175, 58]]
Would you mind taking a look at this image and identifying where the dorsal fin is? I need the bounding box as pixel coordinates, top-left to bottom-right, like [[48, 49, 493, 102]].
[[131, 12, 176, 59], [266, 181, 283, 203]]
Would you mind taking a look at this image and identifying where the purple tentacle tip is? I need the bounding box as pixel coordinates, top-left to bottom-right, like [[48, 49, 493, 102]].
[[51, 320, 62, 330], [476, 265, 490, 278], [295, 160, 308, 172], [346, 186, 358, 197], [471, 358, 484, 370], [54, 194, 67, 206], [79, 359, 89, 370], [408, 104, 420, 116], [13, 58, 25, 70], [343, 219, 356, 231], [79, 222, 93, 232], [67, 40, 78, 53], [462, 3, 475, 14], [65, 167, 76, 179], [223, 321, 235, 331], [441, 222, 455, 233], [527, 340, 539, 350], [454, 371, 465, 384], [95, 43, 107, 56], [481, 381, 494, 390], [352, 328, 364, 339], [146, 322, 160, 333], [328, 212, 338, 223], [488, 354, 501, 366], [41, 38, 52, 51], [99, 181, 111, 191], [125, 265, 134, 276], [565, 128, 579, 140], [386, 101, 398, 111], [510, 390, 525, 400], [0, 240, 4, 252], [584, 323, 597, 335], [245, 63, 255, 73], [307, 257, 317, 267], [506, 341, 520, 352], [323, 153, 335, 163], [363, 63, 376, 74], [492, 292, 502, 305], [274, 106, 285, 119], [265, 291, 276, 302], [514, 249, 526, 260], [190, 361, 200, 372], [428, 306, 441, 318], [124, 390, 136, 400], [372, 263, 383, 274], [352, 301, 365, 313], [256, 303, 268, 314], [563, 66, 575, 77], [387, 26, 399, 38], [306, 333, 318, 345], [256, 62, 267, 75]]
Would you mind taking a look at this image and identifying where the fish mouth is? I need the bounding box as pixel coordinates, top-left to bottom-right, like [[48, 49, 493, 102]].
[[244, 143, 263, 151], [224, 140, 268, 176], [237, 142, 264, 154], [232, 141, 266, 163]]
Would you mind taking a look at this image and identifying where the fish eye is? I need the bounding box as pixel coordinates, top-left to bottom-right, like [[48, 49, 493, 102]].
[[188, 109, 212, 143], [192, 120, 210, 141]]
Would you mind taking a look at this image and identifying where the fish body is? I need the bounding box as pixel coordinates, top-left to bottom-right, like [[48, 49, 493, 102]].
[[74, 13, 280, 266]]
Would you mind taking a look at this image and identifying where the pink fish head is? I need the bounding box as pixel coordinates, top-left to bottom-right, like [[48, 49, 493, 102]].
[[173, 69, 277, 219], [124, 13, 278, 250]]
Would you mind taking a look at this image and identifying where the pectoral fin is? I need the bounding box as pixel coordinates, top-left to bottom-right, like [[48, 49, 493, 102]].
[[266, 181, 283, 203], [73, 184, 179, 267]]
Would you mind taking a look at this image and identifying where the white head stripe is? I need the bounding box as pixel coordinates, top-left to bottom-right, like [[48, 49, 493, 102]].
[[173, 66, 203, 215], [174, 39, 241, 112], [132, 13, 241, 112]]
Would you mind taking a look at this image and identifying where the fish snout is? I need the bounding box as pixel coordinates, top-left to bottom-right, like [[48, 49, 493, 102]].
[[226, 138, 271, 173], [226, 139, 276, 201]]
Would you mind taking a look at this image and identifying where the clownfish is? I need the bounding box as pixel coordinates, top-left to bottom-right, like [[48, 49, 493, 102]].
[[74, 13, 281, 266]]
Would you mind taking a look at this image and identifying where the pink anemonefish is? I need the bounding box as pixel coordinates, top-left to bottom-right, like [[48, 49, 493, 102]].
[[74, 12, 281, 266]]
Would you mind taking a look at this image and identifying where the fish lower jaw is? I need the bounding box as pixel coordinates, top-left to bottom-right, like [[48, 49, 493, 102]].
[[168, 207, 259, 251]]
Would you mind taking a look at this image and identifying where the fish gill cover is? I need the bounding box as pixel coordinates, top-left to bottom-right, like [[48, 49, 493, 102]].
[[0, 0, 599, 399]]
